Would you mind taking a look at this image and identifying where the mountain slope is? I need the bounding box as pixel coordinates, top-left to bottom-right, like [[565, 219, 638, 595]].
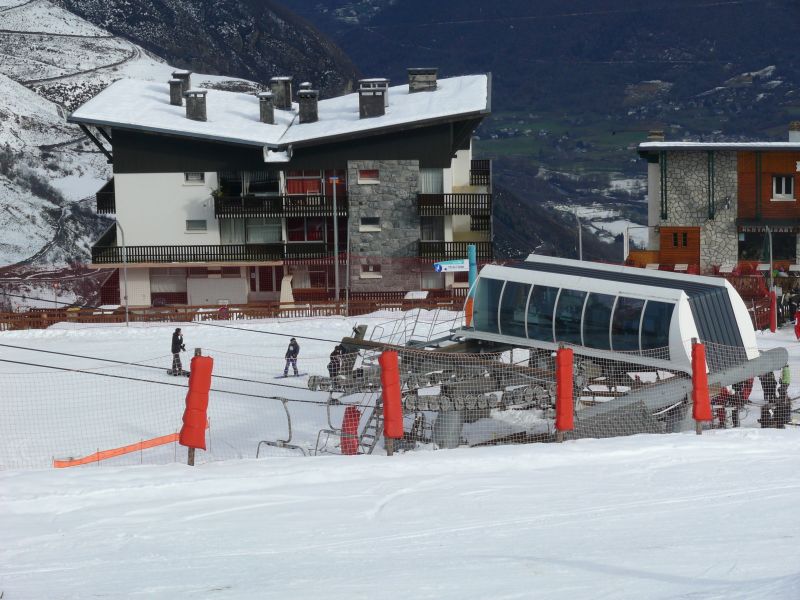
[[52, 0, 360, 97]]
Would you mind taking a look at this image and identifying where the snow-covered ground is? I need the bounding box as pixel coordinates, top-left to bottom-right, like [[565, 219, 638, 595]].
[[1, 313, 799, 598], [551, 203, 649, 247]]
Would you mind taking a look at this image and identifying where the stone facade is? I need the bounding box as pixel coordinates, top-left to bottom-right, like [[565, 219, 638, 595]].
[[662, 151, 738, 269], [346, 159, 421, 291]]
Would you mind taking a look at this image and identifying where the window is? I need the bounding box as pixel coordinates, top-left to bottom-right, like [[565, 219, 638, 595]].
[[554, 289, 587, 345], [672, 232, 689, 247], [499, 282, 531, 337], [186, 219, 207, 232], [288, 217, 325, 242], [286, 170, 322, 195], [360, 264, 382, 279], [246, 218, 281, 243], [221, 267, 241, 279], [358, 169, 380, 184], [421, 272, 445, 289], [673, 233, 678, 247], [738, 231, 797, 261], [473, 277, 504, 333], [682, 232, 688, 247], [184, 172, 205, 184], [420, 216, 444, 241], [612, 297, 645, 351], [641, 301, 674, 351], [526, 285, 558, 341], [187, 267, 208, 278], [583, 293, 615, 350], [772, 175, 794, 200], [359, 217, 381, 232], [419, 168, 444, 194]]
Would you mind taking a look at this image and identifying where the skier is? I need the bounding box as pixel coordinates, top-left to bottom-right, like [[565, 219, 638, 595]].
[[328, 344, 345, 378], [759, 371, 778, 428], [170, 328, 186, 375], [283, 337, 300, 377]]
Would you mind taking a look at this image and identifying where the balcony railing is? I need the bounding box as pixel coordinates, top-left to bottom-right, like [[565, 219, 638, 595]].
[[215, 195, 348, 219], [470, 159, 491, 187], [96, 178, 115, 214], [417, 193, 492, 216], [91, 243, 285, 265], [418, 241, 493, 261]]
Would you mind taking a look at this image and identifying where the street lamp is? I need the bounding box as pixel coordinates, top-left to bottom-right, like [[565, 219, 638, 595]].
[[117, 221, 129, 326]]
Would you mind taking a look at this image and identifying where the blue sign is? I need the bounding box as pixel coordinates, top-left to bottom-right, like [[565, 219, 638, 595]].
[[434, 259, 470, 273]]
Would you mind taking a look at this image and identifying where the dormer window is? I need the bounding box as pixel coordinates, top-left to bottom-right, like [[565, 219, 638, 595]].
[[772, 175, 794, 201]]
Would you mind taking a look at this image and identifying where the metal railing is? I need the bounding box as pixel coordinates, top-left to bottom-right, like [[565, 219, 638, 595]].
[[418, 240, 493, 260], [91, 243, 285, 264], [215, 195, 348, 218], [417, 193, 492, 216]]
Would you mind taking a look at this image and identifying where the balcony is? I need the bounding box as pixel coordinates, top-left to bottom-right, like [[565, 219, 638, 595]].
[[96, 178, 115, 214], [418, 241, 493, 261], [469, 159, 491, 187], [92, 243, 286, 265], [417, 193, 492, 216], [215, 195, 348, 219]]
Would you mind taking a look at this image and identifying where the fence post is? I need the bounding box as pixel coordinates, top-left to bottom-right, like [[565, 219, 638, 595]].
[[555, 344, 574, 442], [691, 338, 711, 435], [180, 348, 213, 466], [379, 350, 403, 456]]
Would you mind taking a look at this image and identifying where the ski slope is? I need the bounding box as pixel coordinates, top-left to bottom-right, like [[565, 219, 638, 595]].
[[1, 314, 799, 598]]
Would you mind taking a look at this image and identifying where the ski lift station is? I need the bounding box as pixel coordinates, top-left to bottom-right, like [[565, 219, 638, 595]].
[[459, 255, 760, 372]]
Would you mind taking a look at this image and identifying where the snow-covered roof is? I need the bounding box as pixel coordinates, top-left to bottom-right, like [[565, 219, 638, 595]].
[[69, 74, 490, 149], [640, 141, 800, 151]]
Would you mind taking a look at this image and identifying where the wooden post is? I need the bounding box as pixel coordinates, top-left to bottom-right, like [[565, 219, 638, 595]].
[[385, 438, 394, 457], [187, 447, 195, 466], [194, 347, 202, 357]]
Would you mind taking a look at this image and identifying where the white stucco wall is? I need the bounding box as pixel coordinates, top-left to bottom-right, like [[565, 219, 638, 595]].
[[121, 267, 151, 307], [115, 172, 220, 246], [450, 146, 473, 189], [187, 277, 248, 305]]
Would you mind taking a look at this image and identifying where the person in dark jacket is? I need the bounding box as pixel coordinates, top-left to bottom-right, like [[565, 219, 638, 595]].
[[328, 344, 345, 378], [284, 337, 300, 376], [170, 328, 185, 375]]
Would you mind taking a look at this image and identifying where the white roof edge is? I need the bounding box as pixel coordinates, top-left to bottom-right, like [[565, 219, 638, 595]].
[[522, 254, 729, 287], [639, 141, 800, 149]]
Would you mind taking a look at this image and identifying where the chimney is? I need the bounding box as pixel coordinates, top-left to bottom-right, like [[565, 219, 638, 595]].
[[258, 91, 274, 124], [169, 79, 183, 106], [358, 79, 387, 118], [184, 89, 207, 122], [790, 121, 800, 142], [270, 76, 293, 110], [297, 89, 319, 124], [408, 68, 437, 93], [171, 70, 191, 95], [647, 130, 665, 142]]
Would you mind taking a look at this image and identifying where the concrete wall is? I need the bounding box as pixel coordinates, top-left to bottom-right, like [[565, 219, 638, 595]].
[[450, 147, 472, 189], [661, 151, 738, 269], [115, 172, 219, 246]]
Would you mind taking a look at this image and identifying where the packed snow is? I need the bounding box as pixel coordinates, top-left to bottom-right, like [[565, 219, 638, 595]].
[[1, 312, 799, 598]]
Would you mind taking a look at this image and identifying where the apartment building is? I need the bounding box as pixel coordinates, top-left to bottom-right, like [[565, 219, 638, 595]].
[[70, 69, 492, 307], [632, 124, 800, 273]]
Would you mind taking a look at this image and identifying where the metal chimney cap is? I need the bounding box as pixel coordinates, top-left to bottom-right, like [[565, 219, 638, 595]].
[[270, 76, 293, 82], [171, 69, 191, 76], [183, 89, 207, 97], [257, 91, 274, 98], [407, 68, 438, 75], [297, 89, 319, 98]]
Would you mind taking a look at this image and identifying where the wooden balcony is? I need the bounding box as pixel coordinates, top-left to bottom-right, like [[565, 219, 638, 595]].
[[96, 178, 115, 214], [417, 193, 492, 216], [215, 195, 348, 219], [470, 159, 491, 187], [91, 243, 285, 265], [418, 240, 493, 261]]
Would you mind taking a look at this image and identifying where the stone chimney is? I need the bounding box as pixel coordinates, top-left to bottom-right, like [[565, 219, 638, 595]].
[[169, 79, 183, 106], [647, 130, 665, 142], [408, 68, 437, 93], [790, 121, 800, 142], [270, 76, 293, 111], [258, 91, 274, 124], [297, 89, 319, 124], [184, 89, 207, 122], [171, 70, 191, 95], [358, 79, 387, 118]]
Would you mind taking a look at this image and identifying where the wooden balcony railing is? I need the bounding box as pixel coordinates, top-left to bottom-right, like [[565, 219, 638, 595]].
[[470, 159, 491, 186], [215, 195, 348, 218], [417, 193, 492, 216], [96, 178, 115, 214], [418, 241, 493, 261], [91, 243, 285, 264]]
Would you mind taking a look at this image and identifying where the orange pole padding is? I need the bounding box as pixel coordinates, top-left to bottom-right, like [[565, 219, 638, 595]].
[[555, 347, 574, 432], [464, 297, 474, 327], [794, 310, 800, 340], [769, 290, 777, 333], [179, 355, 214, 450], [341, 405, 361, 455], [53, 432, 178, 468], [379, 350, 404, 439], [691, 342, 712, 422]]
